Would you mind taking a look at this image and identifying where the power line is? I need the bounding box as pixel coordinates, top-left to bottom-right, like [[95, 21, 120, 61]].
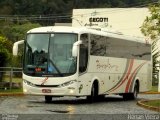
[[0, 0, 159, 21], [72, 0, 159, 17]]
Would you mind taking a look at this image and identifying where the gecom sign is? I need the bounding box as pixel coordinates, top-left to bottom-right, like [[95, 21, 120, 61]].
[[85, 17, 108, 27], [89, 17, 108, 22]]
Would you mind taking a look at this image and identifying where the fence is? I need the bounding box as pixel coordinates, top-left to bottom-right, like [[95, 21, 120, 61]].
[[0, 67, 22, 90], [0, 67, 159, 90]]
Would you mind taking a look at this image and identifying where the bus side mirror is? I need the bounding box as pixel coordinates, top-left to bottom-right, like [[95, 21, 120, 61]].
[[13, 40, 24, 56], [72, 40, 82, 57]]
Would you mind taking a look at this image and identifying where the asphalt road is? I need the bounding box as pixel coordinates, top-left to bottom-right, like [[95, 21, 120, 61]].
[[0, 94, 159, 120]]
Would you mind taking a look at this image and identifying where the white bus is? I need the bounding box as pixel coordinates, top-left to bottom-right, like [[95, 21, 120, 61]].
[[13, 26, 152, 103]]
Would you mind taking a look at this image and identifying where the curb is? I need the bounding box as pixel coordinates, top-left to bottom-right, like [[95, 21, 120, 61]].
[[139, 92, 160, 94], [0, 93, 24, 96], [137, 99, 160, 112]]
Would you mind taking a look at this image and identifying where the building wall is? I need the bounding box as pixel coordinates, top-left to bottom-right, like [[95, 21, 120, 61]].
[[72, 8, 149, 38]]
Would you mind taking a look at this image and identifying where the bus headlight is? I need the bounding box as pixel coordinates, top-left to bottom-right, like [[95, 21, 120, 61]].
[[23, 79, 35, 87], [59, 80, 77, 87]]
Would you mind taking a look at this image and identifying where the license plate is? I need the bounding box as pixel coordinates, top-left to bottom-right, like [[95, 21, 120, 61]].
[[42, 89, 51, 93]]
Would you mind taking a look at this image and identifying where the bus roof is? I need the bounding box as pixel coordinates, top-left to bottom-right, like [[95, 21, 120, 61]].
[[27, 26, 149, 44]]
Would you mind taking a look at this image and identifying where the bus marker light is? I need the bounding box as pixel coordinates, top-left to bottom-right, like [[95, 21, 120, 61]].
[[35, 68, 41, 72]]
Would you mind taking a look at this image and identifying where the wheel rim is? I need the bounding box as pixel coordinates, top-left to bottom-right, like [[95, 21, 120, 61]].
[[91, 85, 95, 97], [134, 86, 138, 98]]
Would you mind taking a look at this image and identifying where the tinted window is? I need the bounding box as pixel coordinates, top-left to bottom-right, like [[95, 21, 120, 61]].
[[90, 34, 107, 56], [106, 37, 151, 60], [90, 34, 151, 60]]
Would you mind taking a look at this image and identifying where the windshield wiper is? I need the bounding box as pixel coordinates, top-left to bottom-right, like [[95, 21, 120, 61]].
[[48, 59, 63, 77]]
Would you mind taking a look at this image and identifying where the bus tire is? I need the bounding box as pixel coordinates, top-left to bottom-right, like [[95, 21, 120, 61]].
[[86, 82, 98, 103], [130, 82, 139, 100], [123, 82, 139, 100], [45, 96, 52, 103]]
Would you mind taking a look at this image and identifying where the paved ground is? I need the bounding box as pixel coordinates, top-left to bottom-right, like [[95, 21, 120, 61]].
[[0, 94, 159, 120]]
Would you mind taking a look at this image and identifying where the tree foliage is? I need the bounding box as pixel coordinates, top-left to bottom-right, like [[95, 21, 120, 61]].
[[0, 21, 41, 42], [0, 0, 157, 15], [0, 21, 41, 69], [0, 35, 12, 66], [141, 3, 160, 39], [0, 0, 157, 26], [141, 2, 160, 85]]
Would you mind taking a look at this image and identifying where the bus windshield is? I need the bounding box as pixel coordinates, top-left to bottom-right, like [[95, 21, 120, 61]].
[[24, 33, 77, 77]]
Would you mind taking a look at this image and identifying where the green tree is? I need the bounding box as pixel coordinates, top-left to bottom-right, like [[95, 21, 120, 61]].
[[152, 40, 160, 85], [0, 0, 155, 25], [1, 21, 41, 42], [141, 4, 160, 39], [141, 3, 160, 85], [9, 22, 41, 68], [0, 21, 41, 69], [0, 35, 12, 81]]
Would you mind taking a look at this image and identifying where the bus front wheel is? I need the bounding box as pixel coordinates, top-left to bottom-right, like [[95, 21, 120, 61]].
[[86, 82, 98, 103]]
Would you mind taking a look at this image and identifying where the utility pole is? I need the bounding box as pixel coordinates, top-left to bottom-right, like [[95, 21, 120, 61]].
[[156, 65, 160, 92], [158, 65, 160, 92]]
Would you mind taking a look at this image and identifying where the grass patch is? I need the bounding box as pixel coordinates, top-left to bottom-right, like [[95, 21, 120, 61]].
[[145, 100, 160, 108], [151, 86, 158, 92], [0, 75, 23, 93], [0, 88, 23, 93]]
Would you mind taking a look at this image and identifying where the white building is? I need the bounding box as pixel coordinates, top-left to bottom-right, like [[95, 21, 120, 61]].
[[72, 8, 149, 38]]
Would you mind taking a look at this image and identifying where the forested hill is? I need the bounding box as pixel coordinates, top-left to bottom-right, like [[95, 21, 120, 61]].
[[0, 0, 159, 69], [0, 0, 158, 16]]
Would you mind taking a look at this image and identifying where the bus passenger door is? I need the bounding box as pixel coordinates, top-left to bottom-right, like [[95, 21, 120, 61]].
[[79, 45, 88, 73], [77, 34, 90, 95]]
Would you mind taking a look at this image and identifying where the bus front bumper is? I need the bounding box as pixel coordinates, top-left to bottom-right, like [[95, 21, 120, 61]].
[[23, 82, 79, 96]]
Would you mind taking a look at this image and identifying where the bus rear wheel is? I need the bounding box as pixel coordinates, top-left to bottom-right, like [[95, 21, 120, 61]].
[[123, 83, 139, 100], [130, 83, 139, 99], [45, 96, 52, 103]]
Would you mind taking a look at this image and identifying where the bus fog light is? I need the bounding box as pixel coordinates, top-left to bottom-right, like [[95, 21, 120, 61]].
[[23, 89, 27, 93], [69, 89, 74, 94]]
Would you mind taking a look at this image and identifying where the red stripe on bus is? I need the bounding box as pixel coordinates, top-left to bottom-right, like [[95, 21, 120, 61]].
[[109, 59, 134, 92], [125, 62, 146, 93], [41, 77, 48, 85]]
